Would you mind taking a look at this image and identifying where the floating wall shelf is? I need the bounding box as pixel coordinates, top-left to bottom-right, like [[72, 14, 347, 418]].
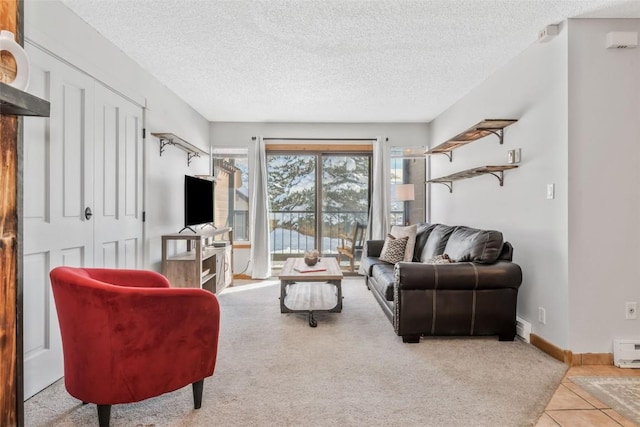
[[427, 165, 518, 193], [425, 119, 517, 162], [0, 82, 50, 117], [150, 132, 208, 166]]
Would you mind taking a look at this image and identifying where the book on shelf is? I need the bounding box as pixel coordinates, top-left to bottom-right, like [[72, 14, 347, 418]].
[[293, 266, 327, 273]]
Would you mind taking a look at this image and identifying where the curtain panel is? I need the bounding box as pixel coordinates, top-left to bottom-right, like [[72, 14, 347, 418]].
[[249, 137, 272, 279]]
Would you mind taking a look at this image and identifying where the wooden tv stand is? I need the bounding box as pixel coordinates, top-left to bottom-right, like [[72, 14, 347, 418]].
[[161, 227, 233, 293]]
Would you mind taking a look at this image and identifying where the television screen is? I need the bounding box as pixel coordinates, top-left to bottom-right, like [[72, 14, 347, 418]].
[[184, 175, 214, 227]]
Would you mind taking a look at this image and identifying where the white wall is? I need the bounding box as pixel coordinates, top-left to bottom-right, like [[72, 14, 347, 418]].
[[25, 0, 211, 272], [430, 18, 640, 354], [429, 26, 571, 348], [567, 19, 640, 353], [210, 122, 430, 276]]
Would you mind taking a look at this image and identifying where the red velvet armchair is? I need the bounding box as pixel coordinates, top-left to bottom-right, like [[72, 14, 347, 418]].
[[49, 266, 220, 427]]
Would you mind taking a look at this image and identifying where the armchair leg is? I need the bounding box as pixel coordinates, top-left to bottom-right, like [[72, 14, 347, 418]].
[[97, 404, 111, 427], [192, 379, 204, 409]]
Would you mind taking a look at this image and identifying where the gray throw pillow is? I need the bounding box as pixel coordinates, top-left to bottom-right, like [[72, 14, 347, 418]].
[[379, 234, 409, 264]]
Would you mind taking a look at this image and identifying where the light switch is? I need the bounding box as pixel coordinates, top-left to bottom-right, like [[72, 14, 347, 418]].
[[546, 184, 555, 200]]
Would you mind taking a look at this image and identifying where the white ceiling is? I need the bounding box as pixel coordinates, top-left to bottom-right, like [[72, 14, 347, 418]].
[[59, 0, 640, 123]]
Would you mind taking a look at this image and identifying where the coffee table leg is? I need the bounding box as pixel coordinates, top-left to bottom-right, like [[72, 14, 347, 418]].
[[308, 312, 317, 327], [280, 280, 293, 313], [328, 280, 343, 313]]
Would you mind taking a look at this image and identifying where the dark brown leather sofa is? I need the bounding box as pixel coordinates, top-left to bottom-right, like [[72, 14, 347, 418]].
[[361, 223, 522, 343]]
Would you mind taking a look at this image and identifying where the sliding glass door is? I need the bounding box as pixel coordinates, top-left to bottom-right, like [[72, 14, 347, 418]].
[[320, 155, 370, 259], [267, 154, 317, 262], [267, 150, 371, 272]]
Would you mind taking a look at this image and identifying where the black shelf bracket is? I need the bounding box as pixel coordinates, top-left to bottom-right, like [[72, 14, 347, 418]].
[[187, 152, 200, 166], [488, 171, 505, 186], [430, 181, 453, 193], [437, 152, 453, 162], [158, 137, 175, 156], [478, 127, 505, 144]]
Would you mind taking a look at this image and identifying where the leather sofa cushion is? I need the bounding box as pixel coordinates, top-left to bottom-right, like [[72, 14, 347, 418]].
[[360, 255, 387, 276], [443, 226, 504, 264], [420, 224, 455, 262], [413, 223, 436, 261], [371, 264, 395, 301]]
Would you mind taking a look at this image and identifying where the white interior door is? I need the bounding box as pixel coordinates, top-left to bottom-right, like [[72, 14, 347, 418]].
[[22, 46, 145, 399], [22, 46, 95, 398], [93, 84, 143, 268]]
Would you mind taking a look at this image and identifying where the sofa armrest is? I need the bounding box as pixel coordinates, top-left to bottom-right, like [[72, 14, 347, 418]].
[[365, 240, 385, 258], [395, 261, 522, 291]]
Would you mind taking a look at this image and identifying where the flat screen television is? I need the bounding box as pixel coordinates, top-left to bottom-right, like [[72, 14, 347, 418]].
[[184, 175, 214, 230]]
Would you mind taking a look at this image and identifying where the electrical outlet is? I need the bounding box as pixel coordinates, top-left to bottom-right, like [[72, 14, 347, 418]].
[[538, 307, 546, 325], [507, 148, 521, 164], [626, 302, 637, 320]]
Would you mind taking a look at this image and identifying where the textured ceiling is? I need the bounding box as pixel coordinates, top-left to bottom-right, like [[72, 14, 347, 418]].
[[59, 0, 640, 123]]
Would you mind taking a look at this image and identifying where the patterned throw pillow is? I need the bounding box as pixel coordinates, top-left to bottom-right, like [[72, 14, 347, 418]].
[[379, 234, 409, 264], [390, 224, 418, 262], [424, 253, 454, 264]]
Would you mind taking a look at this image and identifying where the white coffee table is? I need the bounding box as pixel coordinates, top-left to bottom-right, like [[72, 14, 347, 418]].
[[279, 257, 343, 327]]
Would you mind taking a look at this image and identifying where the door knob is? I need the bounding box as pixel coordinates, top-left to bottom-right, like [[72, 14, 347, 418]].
[[84, 207, 93, 220]]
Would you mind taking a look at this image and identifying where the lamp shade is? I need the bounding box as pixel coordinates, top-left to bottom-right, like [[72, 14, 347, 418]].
[[394, 184, 415, 201]]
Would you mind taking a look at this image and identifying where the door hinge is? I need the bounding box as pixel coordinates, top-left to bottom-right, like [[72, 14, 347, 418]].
[[142, 128, 146, 138], [142, 211, 146, 222]]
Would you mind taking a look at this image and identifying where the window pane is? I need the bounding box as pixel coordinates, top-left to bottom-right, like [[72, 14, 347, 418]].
[[232, 158, 249, 240], [212, 150, 249, 242], [390, 148, 426, 226], [267, 154, 316, 261], [321, 155, 370, 259]]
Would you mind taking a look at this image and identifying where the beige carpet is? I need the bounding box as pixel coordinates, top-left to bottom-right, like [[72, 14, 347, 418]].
[[570, 376, 640, 424], [25, 277, 567, 426]]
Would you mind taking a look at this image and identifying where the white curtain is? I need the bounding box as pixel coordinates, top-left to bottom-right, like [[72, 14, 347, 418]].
[[359, 137, 389, 274], [368, 136, 390, 239], [249, 136, 272, 279]]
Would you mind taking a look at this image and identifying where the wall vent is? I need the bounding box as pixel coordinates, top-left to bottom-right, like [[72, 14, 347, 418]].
[[516, 316, 532, 343]]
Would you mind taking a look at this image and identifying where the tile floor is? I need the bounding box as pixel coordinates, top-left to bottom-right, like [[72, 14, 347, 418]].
[[536, 365, 640, 427]]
